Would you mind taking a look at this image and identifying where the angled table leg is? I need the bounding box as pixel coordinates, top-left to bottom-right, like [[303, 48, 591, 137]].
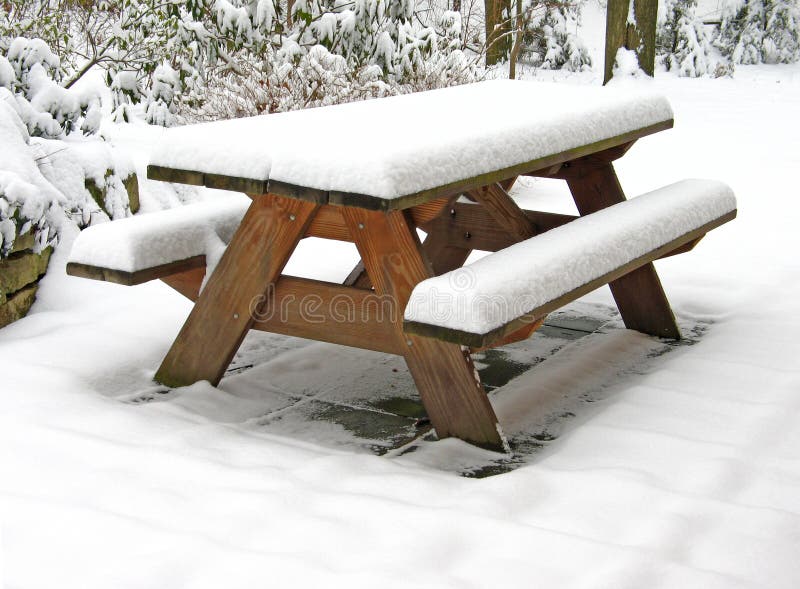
[[565, 162, 681, 339], [342, 207, 505, 450], [421, 230, 472, 276], [155, 194, 319, 387]]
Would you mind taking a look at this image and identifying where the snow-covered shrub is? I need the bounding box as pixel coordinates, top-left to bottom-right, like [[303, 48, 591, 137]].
[[145, 64, 182, 126], [0, 98, 60, 256], [0, 37, 138, 258], [717, 0, 800, 64], [657, 0, 716, 76], [0, 37, 101, 138], [187, 0, 478, 119], [521, 1, 592, 71], [4, 1, 480, 123]]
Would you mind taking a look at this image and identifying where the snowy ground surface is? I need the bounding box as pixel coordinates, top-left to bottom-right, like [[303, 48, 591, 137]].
[[2, 29, 800, 589]]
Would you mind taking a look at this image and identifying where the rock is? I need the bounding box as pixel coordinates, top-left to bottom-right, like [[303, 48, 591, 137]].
[[0, 247, 52, 298], [9, 231, 35, 254], [123, 173, 140, 214], [85, 170, 140, 217], [0, 283, 38, 329]]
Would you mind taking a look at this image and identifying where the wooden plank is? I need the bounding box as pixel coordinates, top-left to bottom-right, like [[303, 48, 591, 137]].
[[206, 173, 267, 195], [565, 162, 681, 339], [306, 205, 351, 241], [147, 165, 204, 186], [251, 276, 403, 355], [420, 230, 472, 276], [155, 194, 318, 388], [67, 255, 206, 286], [659, 236, 703, 258], [266, 179, 328, 205], [343, 261, 371, 289], [409, 197, 451, 226], [304, 198, 450, 242], [527, 142, 636, 178], [421, 203, 577, 252], [471, 318, 545, 353], [160, 266, 206, 300], [342, 207, 505, 450], [162, 270, 403, 355], [466, 183, 537, 241], [404, 209, 737, 348]]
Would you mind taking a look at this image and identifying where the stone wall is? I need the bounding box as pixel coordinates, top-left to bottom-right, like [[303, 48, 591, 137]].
[[0, 232, 52, 329], [0, 172, 139, 329]]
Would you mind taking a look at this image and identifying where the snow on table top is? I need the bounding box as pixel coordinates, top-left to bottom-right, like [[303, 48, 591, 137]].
[[404, 179, 736, 335], [149, 80, 673, 200], [68, 199, 249, 272]]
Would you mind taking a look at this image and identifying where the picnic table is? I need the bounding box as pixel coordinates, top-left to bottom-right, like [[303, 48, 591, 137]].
[[67, 80, 736, 451]]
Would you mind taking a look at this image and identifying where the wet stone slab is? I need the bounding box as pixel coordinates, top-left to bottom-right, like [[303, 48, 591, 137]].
[[128, 303, 700, 477], [217, 306, 629, 465]]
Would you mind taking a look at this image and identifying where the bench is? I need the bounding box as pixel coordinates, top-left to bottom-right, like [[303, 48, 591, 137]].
[[67, 199, 248, 286], [65, 80, 738, 451], [403, 179, 737, 348]]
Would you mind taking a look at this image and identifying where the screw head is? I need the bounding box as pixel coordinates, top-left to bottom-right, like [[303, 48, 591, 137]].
[[289, 214, 296, 221], [358, 223, 365, 229], [233, 313, 239, 319]]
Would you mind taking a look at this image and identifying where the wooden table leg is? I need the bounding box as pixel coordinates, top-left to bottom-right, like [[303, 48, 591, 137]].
[[342, 207, 505, 451], [565, 162, 681, 339], [155, 194, 318, 387], [421, 231, 472, 276]]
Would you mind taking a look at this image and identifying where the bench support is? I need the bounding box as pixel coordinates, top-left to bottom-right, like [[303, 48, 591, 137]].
[[565, 162, 681, 339], [155, 194, 318, 387], [341, 207, 505, 451]]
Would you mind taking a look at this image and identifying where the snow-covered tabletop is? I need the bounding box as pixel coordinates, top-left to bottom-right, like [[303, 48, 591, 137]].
[[148, 80, 673, 206]]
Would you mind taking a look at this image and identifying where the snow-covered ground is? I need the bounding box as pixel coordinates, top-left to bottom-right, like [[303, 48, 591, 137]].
[[2, 21, 800, 589]]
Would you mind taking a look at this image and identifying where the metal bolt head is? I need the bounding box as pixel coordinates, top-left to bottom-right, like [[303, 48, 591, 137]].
[[233, 313, 239, 319], [358, 223, 365, 229], [289, 214, 296, 221]]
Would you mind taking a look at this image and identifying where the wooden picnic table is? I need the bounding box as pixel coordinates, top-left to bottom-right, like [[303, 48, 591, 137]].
[[68, 80, 736, 451]]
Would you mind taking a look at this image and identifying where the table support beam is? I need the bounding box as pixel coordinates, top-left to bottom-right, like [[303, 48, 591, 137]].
[[565, 162, 681, 340], [342, 207, 505, 451], [155, 194, 318, 387]]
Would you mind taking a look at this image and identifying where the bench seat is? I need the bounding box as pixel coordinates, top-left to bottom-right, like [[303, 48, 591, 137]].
[[403, 179, 737, 348], [67, 199, 249, 285]]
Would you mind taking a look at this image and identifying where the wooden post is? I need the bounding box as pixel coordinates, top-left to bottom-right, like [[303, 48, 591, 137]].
[[564, 162, 681, 340], [155, 194, 318, 387], [604, 0, 658, 84], [342, 207, 505, 450]]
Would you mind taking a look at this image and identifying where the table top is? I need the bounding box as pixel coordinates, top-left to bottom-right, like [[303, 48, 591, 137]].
[[148, 79, 673, 210]]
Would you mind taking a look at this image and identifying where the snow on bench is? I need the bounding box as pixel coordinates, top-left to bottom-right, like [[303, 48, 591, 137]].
[[148, 79, 673, 206], [403, 179, 737, 348], [67, 199, 249, 285]]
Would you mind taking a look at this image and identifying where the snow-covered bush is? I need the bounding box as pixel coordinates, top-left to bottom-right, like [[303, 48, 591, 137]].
[[657, 0, 716, 76], [0, 37, 138, 259], [0, 38, 101, 138], [172, 0, 478, 119], [717, 0, 800, 64], [521, 1, 592, 71]]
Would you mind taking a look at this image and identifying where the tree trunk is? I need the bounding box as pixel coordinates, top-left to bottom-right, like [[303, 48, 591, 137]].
[[604, 0, 658, 84], [508, 0, 523, 79], [485, 0, 512, 66]]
